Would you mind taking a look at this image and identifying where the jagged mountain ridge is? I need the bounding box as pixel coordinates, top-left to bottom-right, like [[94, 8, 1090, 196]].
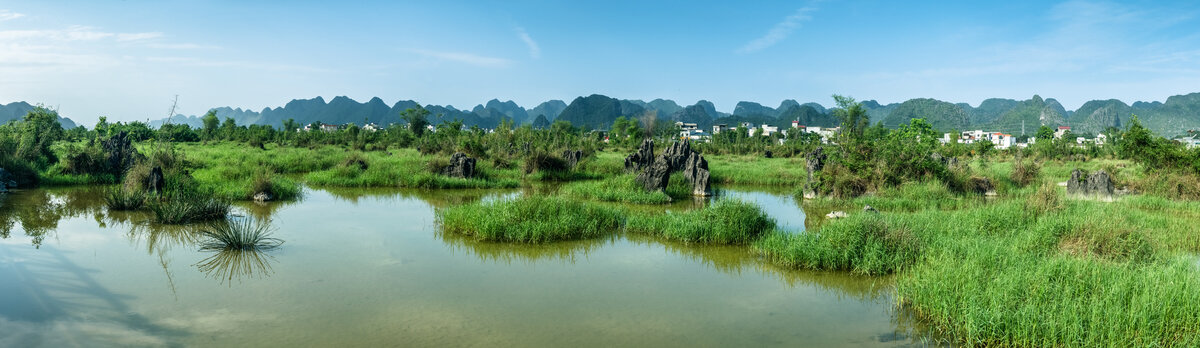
[[122, 92, 1200, 137]]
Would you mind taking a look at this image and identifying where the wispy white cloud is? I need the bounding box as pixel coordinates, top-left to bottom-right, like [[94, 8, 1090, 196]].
[[0, 10, 24, 21], [737, 5, 819, 54], [409, 48, 511, 68], [116, 32, 163, 42], [516, 27, 540, 59]]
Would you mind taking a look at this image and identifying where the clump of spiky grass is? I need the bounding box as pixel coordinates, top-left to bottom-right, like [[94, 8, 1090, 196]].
[[148, 194, 230, 224], [193, 217, 282, 284], [437, 196, 623, 243], [197, 217, 283, 251], [625, 199, 776, 244], [755, 213, 921, 275], [1026, 182, 1063, 214], [560, 175, 674, 204], [104, 187, 146, 211]]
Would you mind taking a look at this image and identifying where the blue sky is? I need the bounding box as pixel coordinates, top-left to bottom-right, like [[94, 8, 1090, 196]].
[[2, 0, 1199, 125]]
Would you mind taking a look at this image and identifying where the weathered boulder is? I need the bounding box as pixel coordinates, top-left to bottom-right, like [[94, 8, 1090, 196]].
[[624, 139, 655, 173], [1067, 168, 1114, 199], [1087, 170, 1114, 197], [803, 147, 827, 197], [681, 152, 712, 196], [826, 211, 848, 219], [442, 152, 477, 179], [0, 168, 14, 191], [253, 192, 274, 203], [967, 177, 994, 195], [629, 140, 712, 196], [147, 166, 165, 194], [863, 205, 878, 214], [101, 131, 138, 175], [562, 150, 583, 169], [1067, 169, 1085, 195], [635, 158, 672, 192]]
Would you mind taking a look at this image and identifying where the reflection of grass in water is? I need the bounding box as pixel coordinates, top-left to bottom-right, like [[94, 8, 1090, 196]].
[[194, 217, 283, 284], [437, 229, 614, 264], [195, 246, 278, 284]]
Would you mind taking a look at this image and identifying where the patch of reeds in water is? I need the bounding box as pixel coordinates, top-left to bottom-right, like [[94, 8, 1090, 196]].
[[194, 217, 284, 284], [625, 199, 776, 244], [437, 196, 623, 243], [148, 194, 230, 224], [104, 187, 146, 211]]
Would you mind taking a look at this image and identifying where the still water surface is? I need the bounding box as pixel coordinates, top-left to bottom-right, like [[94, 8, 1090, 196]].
[[0, 186, 925, 347]]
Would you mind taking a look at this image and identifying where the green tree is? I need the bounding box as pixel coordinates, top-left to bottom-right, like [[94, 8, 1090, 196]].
[[1035, 125, 1054, 140], [202, 110, 219, 139], [832, 95, 870, 142], [401, 105, 431, 137]]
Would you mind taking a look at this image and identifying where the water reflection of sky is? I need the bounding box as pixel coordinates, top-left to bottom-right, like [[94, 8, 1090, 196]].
[[0, 186, 918, 347], [720, 190, 806, 232]]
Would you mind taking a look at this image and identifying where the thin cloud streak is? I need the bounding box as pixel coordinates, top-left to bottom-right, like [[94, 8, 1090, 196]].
[[0, 10, 24, 21], [516, 27, 540, 59], [409, 48, 512, 68], [737, 5, 818, 54]]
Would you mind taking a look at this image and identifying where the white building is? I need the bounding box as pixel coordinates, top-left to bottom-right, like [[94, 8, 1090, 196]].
[[1054, 126, 1071, 139], [1177, 135, 1200, 148], [712, 124, 728, 134], [363, 123, 380, 132]]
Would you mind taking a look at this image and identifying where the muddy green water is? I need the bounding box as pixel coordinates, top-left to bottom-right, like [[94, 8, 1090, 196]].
[[0, 186, 926, 347]]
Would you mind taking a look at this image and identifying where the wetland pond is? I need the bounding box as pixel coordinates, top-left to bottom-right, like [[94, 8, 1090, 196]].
[[0, 186, 929, 347]]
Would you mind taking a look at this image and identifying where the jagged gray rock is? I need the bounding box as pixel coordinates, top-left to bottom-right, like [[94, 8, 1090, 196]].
[[1067, 168, 1114, 199], [967, 177, 994, 195], [0, 168, 14, 192], [562, 150, 583, 169], [629, 140, 712, 196], [624, 139, 655, 173], [803, 147, 827, 197], [1087, 170, 1115, 197], [147, 166, 165, 194], [253, 192, 273, 203], [442, 152, 477, 179], [863, 205, 878, 213]]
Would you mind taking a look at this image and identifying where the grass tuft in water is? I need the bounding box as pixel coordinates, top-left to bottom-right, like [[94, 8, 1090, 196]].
[[197, 217, 284, 251], [103, 187, 145, 210], [437, 196, 623, 243], [625, 199, 776, 244], [754, 213, 922, 275], [148, 194, 230, 224]]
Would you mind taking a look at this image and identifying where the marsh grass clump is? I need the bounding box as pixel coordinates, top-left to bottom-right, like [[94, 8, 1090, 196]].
[[1009, 158, 1041, 187], [755, 214, 921, 275], [103, 186, 145, 210], [625, 199, 776, 244], [197, 217, 284, 251], [148, 193, 230, 224], [437, 196, 622, 243], [1026, 182, 1063, 214], [559, 174, 679, 204]]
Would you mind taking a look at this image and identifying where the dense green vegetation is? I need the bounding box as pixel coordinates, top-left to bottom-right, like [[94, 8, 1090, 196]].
[[625, 199, 776, 244], [3, 93, 1200, 347], [437, 196, 623, 243]]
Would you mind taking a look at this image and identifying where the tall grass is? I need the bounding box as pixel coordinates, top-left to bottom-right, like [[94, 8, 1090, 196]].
[[437, 196, 623, 243], [103, 186, 145, 210], [559, 174, 692, 204], [755, 213, 921, 275], [197, 217, 283, 251], [148, 194, 230, 224], [625, 199, 776, 244]]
